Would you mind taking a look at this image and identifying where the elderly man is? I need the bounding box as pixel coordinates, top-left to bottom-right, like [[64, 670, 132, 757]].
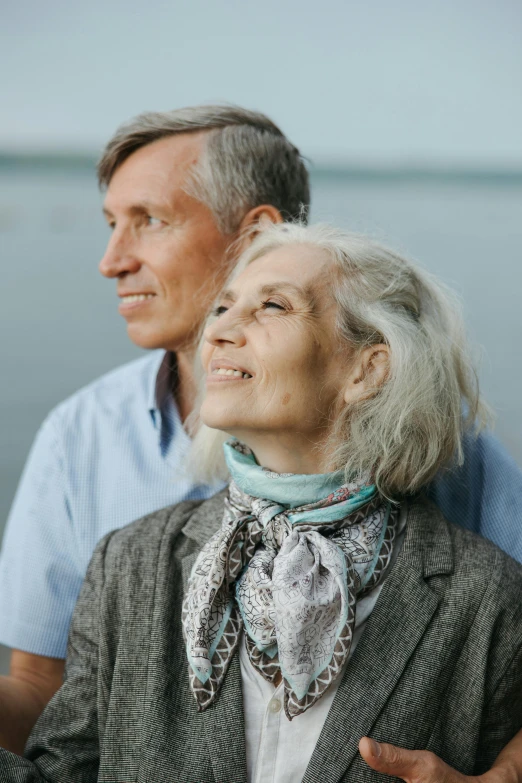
[[0, 104, 521, 781]]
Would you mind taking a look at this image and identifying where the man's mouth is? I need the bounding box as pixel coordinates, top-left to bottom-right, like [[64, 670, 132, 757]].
[[119, 294, 156, 304]]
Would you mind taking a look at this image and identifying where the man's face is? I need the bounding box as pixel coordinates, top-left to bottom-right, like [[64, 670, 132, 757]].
[[100, 133, 233, 352]]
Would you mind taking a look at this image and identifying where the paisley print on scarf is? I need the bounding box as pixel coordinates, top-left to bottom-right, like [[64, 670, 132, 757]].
[[182, 441, 398, 719]]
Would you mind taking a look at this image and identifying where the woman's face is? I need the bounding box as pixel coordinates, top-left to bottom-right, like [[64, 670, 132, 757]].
[[200, 244, 350, 465]]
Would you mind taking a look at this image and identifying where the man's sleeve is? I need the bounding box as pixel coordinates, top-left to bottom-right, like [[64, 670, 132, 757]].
[[428, 430, 522, 563], [0, 533, 108, 781], [0, 411, 83, 657]]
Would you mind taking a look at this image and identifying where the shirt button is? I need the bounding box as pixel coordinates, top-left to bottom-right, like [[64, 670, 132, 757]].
[[269, 698, 282, 714]]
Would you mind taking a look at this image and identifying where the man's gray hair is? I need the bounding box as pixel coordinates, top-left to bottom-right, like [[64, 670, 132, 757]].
[[97, 104, 310, 234], [189, 223, 489, 498]]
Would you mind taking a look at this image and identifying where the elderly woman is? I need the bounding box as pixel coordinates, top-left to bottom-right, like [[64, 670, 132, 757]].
[[1, 223, 521, 782]]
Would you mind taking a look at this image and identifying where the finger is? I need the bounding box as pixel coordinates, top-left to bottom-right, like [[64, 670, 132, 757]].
[[358, 737, 466, 783]]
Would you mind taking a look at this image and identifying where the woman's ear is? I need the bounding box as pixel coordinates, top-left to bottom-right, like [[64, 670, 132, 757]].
[[343, 344, 390, 405]]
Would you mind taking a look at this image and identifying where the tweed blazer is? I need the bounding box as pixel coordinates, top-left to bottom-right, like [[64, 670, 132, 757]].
[[1, 491, 522, 783]]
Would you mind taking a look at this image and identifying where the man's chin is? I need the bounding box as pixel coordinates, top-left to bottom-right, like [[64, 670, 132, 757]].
[[126, 325, 185, 353]]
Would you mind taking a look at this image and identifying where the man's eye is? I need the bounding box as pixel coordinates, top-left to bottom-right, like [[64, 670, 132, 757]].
[[261, 300, 286, 311]]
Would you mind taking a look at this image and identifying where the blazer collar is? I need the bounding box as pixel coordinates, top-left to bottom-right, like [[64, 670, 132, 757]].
[[180, 489, 228, 593], [180, 488, 453, 573], [399, 493, 453, 578], [302, 496, 453, 783], [180, 487, 248, 782], [181, 493, 453, 783], [182, 488, 228, 547]]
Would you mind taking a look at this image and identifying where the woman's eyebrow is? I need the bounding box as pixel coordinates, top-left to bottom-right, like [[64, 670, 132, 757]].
[[220, 282, 317, 308], [219, 289, 237, 304], [259, 282, 317, 308]]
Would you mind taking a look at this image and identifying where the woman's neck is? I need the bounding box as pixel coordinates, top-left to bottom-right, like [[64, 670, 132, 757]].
[[233, 430, 333, 475]]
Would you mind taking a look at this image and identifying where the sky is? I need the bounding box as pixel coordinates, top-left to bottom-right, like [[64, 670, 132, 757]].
[[2, 0, 522, 164]]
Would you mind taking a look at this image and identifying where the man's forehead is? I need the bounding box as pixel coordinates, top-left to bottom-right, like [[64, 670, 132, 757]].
[[129, 131, 208, 168], [103, 132, 208, 206], [102, 190, 174, 216]]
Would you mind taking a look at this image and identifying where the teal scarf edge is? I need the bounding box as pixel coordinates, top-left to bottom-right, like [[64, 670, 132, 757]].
[[223, 439, 377, 516]]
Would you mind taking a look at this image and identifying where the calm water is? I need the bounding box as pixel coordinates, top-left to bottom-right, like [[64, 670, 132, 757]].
[[0, 166, 521, 670]]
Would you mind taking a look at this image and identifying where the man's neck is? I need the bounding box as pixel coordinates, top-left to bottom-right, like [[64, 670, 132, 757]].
[[172, 350, 197, 424]]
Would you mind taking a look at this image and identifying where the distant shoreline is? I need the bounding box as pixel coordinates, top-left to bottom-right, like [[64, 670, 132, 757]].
[[1, 152, 522, 186]]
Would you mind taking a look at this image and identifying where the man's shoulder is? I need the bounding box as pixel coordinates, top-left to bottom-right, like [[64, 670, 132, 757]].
[[428, 429, 522, 559], [45, 351, 164, 432]]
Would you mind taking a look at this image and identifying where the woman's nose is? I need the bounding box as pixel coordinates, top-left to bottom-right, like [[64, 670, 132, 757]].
[[204, 311, 246, 347], [99, 229, 141, 278]]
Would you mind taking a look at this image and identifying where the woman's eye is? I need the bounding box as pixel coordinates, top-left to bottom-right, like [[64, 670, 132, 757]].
[[146, 216, 163, 227], [261, 300, 286, 311], [212, 305, 228, 317]]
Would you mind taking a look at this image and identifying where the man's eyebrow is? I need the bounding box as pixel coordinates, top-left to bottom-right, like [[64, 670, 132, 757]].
[[102, 200, 172, 219]]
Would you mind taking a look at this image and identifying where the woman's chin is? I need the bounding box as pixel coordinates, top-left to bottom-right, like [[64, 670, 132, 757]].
[[200, 406, 241, 432]]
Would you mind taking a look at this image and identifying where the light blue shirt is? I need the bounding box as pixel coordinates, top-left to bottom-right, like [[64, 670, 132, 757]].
[[428, 430, 522, 560], [0, 351, 223, 657], [0, 350, 521, 658]]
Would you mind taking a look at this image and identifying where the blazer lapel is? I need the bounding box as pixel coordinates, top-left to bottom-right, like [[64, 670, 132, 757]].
[[181, 489, 248, 783], [200, 653, 248, 783], [302, 498, 453, 783], [181, 550, 198, 590]]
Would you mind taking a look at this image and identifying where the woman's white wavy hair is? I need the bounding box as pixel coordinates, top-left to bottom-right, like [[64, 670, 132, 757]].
[[188, 222, 489, 498]]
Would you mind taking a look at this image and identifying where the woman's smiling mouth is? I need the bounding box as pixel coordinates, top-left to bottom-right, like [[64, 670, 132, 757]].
[[208, 359, 253, 381], [210, 368, 252, 379]]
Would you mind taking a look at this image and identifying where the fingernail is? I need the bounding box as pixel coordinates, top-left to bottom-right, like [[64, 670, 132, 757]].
[[368, 739, 381, 757]]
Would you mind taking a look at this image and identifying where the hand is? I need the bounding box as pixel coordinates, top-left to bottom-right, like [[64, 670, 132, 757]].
[[358, 737, 517, 783]]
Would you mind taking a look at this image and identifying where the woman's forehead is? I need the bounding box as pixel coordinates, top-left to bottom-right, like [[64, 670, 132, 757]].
[[235, 243, 333, 291]]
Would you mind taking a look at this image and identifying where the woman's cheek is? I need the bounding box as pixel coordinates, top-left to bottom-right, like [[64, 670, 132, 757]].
[[200, 343, 212, 371]]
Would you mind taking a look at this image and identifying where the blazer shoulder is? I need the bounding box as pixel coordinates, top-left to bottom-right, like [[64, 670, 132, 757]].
[[100, 489, 228, 569], [448, 518, 522, 589], [432, 507, 522, 632], [100, 500, 201, 563], [408, 495, 522, 607]]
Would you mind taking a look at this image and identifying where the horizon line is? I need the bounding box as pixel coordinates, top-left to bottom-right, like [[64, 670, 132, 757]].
[[1, 150, 522, 184]]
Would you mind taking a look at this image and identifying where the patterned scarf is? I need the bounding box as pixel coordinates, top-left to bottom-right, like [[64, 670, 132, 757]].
[[182, 441, 398, 719]]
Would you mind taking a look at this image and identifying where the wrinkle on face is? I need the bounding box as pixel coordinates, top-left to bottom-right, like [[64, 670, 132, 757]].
[[99, 132, 232, 352], [201, 244, 353, 472]]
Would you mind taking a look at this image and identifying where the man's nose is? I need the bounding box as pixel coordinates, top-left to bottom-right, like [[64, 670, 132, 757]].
[[99, 230, 141, 278]]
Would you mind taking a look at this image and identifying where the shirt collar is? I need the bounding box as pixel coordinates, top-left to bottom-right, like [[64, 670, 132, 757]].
[[147, 350, 178, 427]]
